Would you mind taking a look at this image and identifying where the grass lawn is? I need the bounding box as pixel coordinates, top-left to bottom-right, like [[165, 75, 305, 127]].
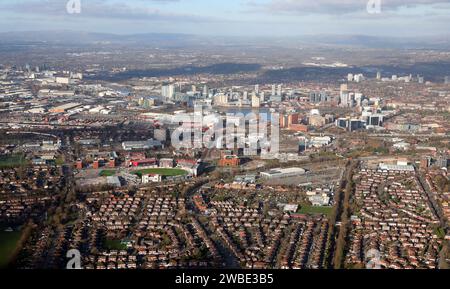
[[55, 156, 65, 166], [132, 168, 188, 178], [0, 154, 28, 169], [104, 239, 127, 250], [99, 170, 117, 177], [297, 205, 333, 216], [0, 228, 22, 268]]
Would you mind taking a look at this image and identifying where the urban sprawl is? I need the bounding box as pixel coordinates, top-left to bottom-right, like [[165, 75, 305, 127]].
[[0, 60, 449, 270]]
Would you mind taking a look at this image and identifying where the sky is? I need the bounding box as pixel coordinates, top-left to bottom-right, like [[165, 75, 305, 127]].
[[1, 0, 450, 37]]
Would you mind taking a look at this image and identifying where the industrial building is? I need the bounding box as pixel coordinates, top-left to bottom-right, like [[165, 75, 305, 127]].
[[49, 102, 81, 113], [260, 167, 306, 179], [122, 139, 162, 151]]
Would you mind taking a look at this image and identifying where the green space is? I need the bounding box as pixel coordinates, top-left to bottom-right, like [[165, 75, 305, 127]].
[[99, 170, 117, 177], [297, 205, 333, 216], [0, 227, 22, 268], [104, 239, 128, 250], [132, 168, 188, 178], [0, 154, 28, 169], [434, 227, 446, 240], [55, 156, 65, 166]]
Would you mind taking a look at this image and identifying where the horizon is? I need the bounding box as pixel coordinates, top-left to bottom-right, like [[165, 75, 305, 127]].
[[1, 0, 450, 37]]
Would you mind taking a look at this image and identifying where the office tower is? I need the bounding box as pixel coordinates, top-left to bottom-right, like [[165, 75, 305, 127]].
[[310, 92, 317, 103], [354, 74, 364, 83], [191, 85, 197, 93], [255, 84, 259, 94], [260, 92, 265, 103], [339, 84, 349, 107], [272, 84, 276, 96], [347, 73, 354, 82], [418, 76, 424, 84], [355, 93, 363, 107], [243, 91, 248, 100], [277, 84, 282, 96], [214, 94, 228, 106], [203, 85, 209, 97], [162, 84, 175, 100], [251, 93, 260, 108], [376, 71, 381, 80]]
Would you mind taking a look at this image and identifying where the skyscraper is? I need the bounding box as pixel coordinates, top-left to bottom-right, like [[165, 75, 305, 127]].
[[251, 93, 260, 108], [271, 84, 276, 96], [162, 84, 175, 100]]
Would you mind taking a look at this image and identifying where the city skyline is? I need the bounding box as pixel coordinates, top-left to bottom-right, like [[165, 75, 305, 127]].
[[1, 0, 450, 37]]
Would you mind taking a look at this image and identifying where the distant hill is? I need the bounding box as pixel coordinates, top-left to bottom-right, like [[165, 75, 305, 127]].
[[0, 31, 449, 49], [0, 31, 204, 47]]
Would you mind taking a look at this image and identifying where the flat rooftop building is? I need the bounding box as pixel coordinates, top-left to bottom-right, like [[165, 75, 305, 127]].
[[261, 167, 306, 179], [49, 102, 81, 113]]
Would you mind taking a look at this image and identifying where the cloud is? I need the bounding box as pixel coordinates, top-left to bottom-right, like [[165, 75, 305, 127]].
[[2, 0, 212, 23], [246, 0, 450, 15]]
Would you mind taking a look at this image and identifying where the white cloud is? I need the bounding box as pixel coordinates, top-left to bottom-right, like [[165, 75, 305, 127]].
[[246, 0, 450, 15]]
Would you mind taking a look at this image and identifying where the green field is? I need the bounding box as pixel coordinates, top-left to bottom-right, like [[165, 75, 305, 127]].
[[0, 228, 22, 268], [99, 170, 117, 177], [55, 156, 65, 166], [0, 154, 28, 169], [132, 168, 188, 178], [104, 239, 127, 250], [297, 205, 333, 216]]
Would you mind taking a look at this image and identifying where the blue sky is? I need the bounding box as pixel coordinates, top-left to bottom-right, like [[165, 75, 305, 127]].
[[1, 0, 450, 37]]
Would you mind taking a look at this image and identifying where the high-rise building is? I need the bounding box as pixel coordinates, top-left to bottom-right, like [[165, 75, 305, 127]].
[[310, 91, 329, 103], [255, 84, 259, 94], [213, 94, 228, 106], [347, 73, 354, 82], [272, 84, 276, 96], [376, 71, 381, 80], [162, 84, 175, 100], [277, 84, 282, 96], [203, 85, 209, 97], [354, 74, 365, 83], [251, 93, 260, 108]]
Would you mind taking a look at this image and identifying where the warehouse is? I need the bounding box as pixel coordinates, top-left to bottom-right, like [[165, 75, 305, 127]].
[[260, 167, 306, 179], [49, 102, 81, 113]]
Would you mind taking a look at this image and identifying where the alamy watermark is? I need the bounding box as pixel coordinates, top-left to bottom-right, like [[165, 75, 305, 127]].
[[66, 0, 81, 14], [367, 0, 382, 14], [66, 249, 82, 269]]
